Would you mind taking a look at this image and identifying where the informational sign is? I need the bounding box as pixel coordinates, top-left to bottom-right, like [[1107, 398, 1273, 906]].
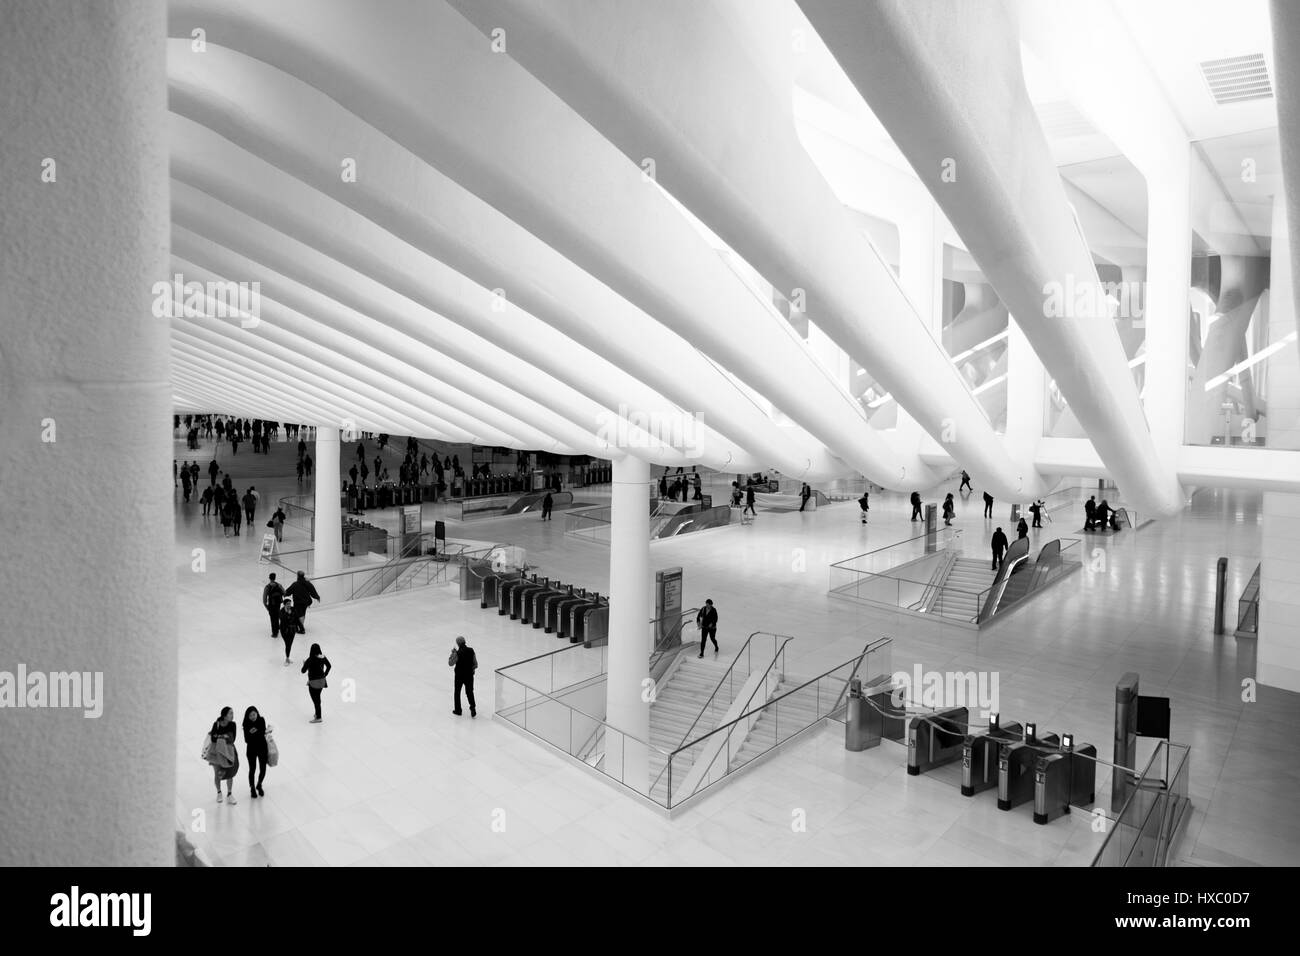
[[401, 505, 421, 535], [258, 534, 277, 563], [655, 567, 684, 646]]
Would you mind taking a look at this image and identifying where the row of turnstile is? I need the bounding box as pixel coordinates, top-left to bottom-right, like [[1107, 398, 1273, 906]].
[[847, 682, 1096, 825], [479, 571, 609, 645], [343, 483, 425, 510], [454, 475, 531, 498]]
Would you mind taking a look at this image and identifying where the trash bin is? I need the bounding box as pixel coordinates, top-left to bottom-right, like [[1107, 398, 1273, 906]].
[[845, 678, 868, 751]]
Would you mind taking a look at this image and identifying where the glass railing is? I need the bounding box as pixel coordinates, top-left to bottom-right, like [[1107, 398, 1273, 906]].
[[564, 506, 612, 544], [829, 530, 985, 623], [276, 493, 316, 539], [979, 537, 1083, 621], [1236, 562, 1260, 635], [649, 607, 700, 684], [1092, 741, 1192, 867], [663, 637, 893, 807]]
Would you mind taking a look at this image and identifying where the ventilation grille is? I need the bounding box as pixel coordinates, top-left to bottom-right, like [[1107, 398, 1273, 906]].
[[1036, 100, 1097, 139], [1200, 54, 1273, 105]]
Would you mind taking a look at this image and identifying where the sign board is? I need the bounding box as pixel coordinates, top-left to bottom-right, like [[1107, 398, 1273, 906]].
[[655, 567, 684, 646], [258, 534, 277, 563], [400, 505, 422, 557]]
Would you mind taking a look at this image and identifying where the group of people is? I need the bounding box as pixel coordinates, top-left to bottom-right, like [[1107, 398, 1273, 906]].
[[196, 472, 262, 537], [260, 571, 321, 664], [205, 705, 274, 804], [660, 467, 703, 502], [1084, 495, 1121, 532]]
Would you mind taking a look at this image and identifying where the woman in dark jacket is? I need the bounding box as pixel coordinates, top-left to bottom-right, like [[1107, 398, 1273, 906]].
[[208, 706, 239, 803], [942, 493, 955, 526], [301, 644, 332, 723], [242, 706, 270, 799], [219, 494, 234, 536]]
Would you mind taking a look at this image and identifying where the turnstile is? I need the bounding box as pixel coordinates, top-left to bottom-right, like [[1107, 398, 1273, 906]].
[[961, 717, 1024, 796], [906, 707, 968, 776], [511, 577, 551, 620], [997, 727, 1060, 811], [497, 574, 535, 616], [1032, 740, 1098, 824]]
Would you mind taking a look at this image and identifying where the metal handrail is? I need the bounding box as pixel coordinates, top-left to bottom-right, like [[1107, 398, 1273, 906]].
[[827, 637, 893, 717], [678, 637, 892, 758], [495, 672, 672, 759]]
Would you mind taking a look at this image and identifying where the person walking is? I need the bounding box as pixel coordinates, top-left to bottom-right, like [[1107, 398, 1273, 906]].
[[180, 464, 192, 502], [279, 597, 297, 665], [1084, 495, 1097, 531], [220, 496, 235, 537], [743, 483, 757, 518], [799, 482, 812, 512], [942, 493, 955, 526], [991, 526, 1008, 570], [696, 599, 720, 657], [982, 491, 994, 519], [296, 458, 305, 485], [200, 484, 214, 517], [304, 454, 313, 480], [230, 493, 242, 537], [190, 461, 200, 488], [285, 570, 321, 634], [208, 458, 219, 485], [541, 490, 553, 521], [910, 491, 923, 521], [1030, 499, 1044, 529], [242, 488, 257, 527], [269, 507, 285, 542], [858, 491, 870, 524], [301, 644, 331, 722], [1017, 517, 1029, 540], [449, 636, 478, 717], [262, 572, 285, 638], [242, 706, 270, 799], [206, 706, 240, 804], [1097, 498, 1117, 531], [959, 470, 973, 493]]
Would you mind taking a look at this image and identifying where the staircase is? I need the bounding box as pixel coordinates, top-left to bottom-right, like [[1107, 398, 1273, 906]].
[[729, 675, 823, 769], [937, 558, 990, 622], [647, 655, 735, 803]]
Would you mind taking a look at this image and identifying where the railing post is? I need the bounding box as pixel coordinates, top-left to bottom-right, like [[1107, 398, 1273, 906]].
[[1213, 557, 1227, 635]]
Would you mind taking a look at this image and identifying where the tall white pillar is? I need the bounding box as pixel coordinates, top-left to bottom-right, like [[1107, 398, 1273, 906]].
[[1259, 194, 1300, 692], [605, 454, 650, 794], [313, 427, 343, 600], [0, 0, 173, 864]]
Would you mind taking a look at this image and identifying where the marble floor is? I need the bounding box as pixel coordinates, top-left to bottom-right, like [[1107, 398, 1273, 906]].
[[173, 433, 1299, 866]]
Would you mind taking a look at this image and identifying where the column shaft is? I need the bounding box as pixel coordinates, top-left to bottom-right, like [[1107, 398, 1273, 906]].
[[605, 455, 650, 794]]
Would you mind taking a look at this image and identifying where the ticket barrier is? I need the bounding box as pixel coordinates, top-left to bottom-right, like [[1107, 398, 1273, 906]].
[[526, 581, 568, 626], [497, 574, 536, 616], [476, 567, 513, 608], [961, 716, 1024, 796], [567, 595, 607, 643], [906, 707, 969, 776], [1032, 739, 1097, 825], [997, 727, 1060, 811], [510, 577, 552, 621], [542, 588, 581, 634], [866, 675, 907, 744], [553, 592, 595, 638]]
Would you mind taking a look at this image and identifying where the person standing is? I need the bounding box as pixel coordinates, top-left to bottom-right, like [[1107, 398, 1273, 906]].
[[541, 490, 553, 521], [991, 527, 1008, 570], [799, 482, 812, 512], [982, 491, 994, 519], [1017, 517, 1029, 540], [743, 483, 757, 518], [208, 458, 219, 486], [207, 707, 239, 804], [356, 440, 366, 464], [1029, 499, 1043, 528], [696, 599, 719, 657], [1084, 495, 1097, 531], [262, 572, 285, 638], [910, 491, 923, 522], [269, 507, 285, 542], [692, 471, 702, 502], [959, 470, 973, 493], [858, 491, 870, 524], [449, 636, 478, 717], [301, 644, 332, 722], [942, 493, 955, 526], [286, 570, 321, 634], [190, 461, 200, 488], [242, 706, 270, 799]]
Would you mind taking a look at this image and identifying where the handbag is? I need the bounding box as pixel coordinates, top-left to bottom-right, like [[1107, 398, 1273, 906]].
[[265, 732, 279, 768], [208, 736, 235, 769]]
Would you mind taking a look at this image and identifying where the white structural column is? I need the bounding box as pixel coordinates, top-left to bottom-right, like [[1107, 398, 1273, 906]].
[[313, 428, 343, 601], [1005, 317, 1045, 494], [605, 455, 651, 795], [0, 0, 173, 864], [1259, 193, 1300, 692]]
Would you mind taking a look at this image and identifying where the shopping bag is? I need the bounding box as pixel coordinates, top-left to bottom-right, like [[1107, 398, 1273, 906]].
[[200, 735, 212, 762], [209, 737, 236, 769], [266, 733, 279, 768]]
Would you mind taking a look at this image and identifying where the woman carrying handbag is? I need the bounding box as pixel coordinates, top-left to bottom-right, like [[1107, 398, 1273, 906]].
[[242, 706, 271, 799], [301, 643, 332, 723], [206, 706, 240, 803]]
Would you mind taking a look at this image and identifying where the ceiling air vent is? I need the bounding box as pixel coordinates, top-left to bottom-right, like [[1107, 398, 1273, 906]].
[[1200, 54, 1273, 105]]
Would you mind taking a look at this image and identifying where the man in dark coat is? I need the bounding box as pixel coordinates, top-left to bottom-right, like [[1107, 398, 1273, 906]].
[[450, 636, 478, 717], [285, 570, 322, 634], [991, 527, 1008, 570], [262, 572, 285, 637], [696, 599, 719, 658]]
